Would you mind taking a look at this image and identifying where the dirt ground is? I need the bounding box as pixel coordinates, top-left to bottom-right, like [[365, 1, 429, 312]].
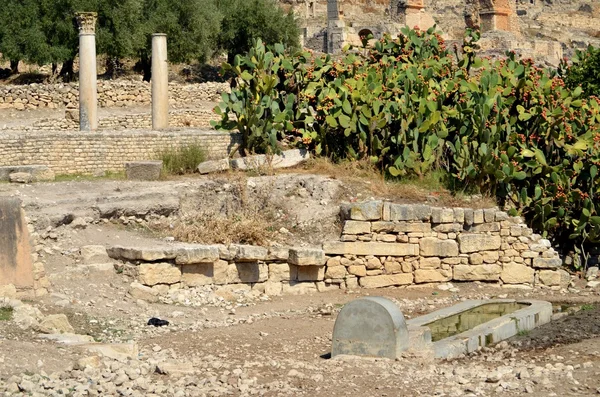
[[1, 170, 600, 395]]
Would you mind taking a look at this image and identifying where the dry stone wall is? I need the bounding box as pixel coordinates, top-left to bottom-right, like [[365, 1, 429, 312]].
[[108, 200, 568, 298], [0, 80, 228, 111], [0, 129, 240, 175]]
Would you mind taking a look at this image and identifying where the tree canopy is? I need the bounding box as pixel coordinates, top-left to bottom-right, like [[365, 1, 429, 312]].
[[0, 0, 300, 78]]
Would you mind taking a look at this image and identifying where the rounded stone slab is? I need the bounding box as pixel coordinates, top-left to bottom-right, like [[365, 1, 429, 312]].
[[332, 296, 409, 359]]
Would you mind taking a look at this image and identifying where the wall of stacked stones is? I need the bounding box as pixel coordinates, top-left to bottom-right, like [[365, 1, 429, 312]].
[[2, 109, 215, 132], [0, 130, 240, 175], [0, 80, 228, 111], [108, 201, 568, 298]]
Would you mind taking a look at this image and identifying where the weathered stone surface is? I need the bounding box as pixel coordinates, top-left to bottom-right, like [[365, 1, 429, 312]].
[[453, 264, 502, 281], [229, 262, 268, 283], [414, 269, 450, 283], [9, 172, 32, 183], [267, 246, 290, 261], [341, 200, 383, 221], [365, 256, 382, 269], [500, 263, 535, 284], [323, 241, 418, 256], [389, 204, 431, 222], [0, 198, 35, 290], [419, 238, 459, 257], [138, 263, 181, 286], [175, 245, 220, 264], [38, 314, 74, 334], [297, 265, 325, 281], [358, 274, 414, 288], [282, 281, 317, 295], [0, 165, 55, 182], [229, 155, 266, 170], [538, 270, 563, 286], [231, 244, 268, 261], [124, 161, 162, 181], [342, 220, 371, 235], [80, 245, 110, 264], [107, 246, 176, 262], [288, 248, 326, 266], [532, 257, 562, 269], [196, 158, 230, 174], [156, 361, 197, 376], [181, 263, 213, 286], [458, 234, 502, 253], [332, 297, 409, 359], [268, 263, 296, 282], [212, 260, 230, 284], [81, 342, 138, 363], [264, 281, 283, 296], [431, 208, 454, 223], [348, 265, 367, 276], [128, 282, 159, 302], [325, 265, 347, 279], [270, 149, 311, 169]]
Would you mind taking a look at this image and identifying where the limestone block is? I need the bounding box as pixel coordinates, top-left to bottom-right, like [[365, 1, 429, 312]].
[[384, 261, 403, 274], [418, 257, 441, 269], [264, 281, 283, 296], [80, 245, 110, 264], [270, 149, 311, 169], [453, 264, 501, 281], [532, 257, 562, 269], [282, 281, 317, 295], [473, 210, 484, 224], [341, 200, 383, 221], [288, 247, 326, 266], [181, 263, 214, 286], [323, 241, 418, 256], [325, 265, 347, 279], [38, 314, 74, 334], [196, 159, 230, 174], [464, 209, 474, 225], [342, 220, 371, 235], [124, 161, 162, 181], [107, 246, 177, 262], [230, 262, 268, 283], [433, 223, 463, 233], [482, 251, 500, 263], [212, 260, 230, 284], [538, 270, 564, 287], [458, 234, 501, 253], [316, 281, 340, 292], [431, 208, 454, 223], [469, 253, 484, 265], [327, 256, 341, 267], [268, 263, 296, 282], [231, 244, 268, 261], [469, 223, 500, 233], [332, 297, 409, 359], [414, 269, 450, 283], [0, 284, 17, 299], [371, 221, 395, 233], [419, 238, 459, 257], [358, 274, 414, 288], [138, 263, 181, 286], [229, 155, 266, 170], [389, 204, 432, 222], [345, 277, 360, 289], [297, 265, 325, 281], [483, 208, 496, 223], [0, 165, 55, 182], [495, 211, 509, 221], [175, 245, 220, 264], [453, 208, 465, 223], [9, 172, 32, 183], [500, 263, 535, 284], [128, 281, 159, 302], [267, 246, 290, 261], [365, 256, 382, 270], [348, 265, 367, 277], [394, 222, 431, 233]]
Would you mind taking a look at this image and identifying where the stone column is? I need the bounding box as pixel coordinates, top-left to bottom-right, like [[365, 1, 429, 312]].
[[75, 12, 98, 131], [151, 34, 168, 130]]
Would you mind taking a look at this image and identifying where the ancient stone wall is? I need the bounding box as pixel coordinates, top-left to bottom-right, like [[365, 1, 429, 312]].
[[108, 200, 568, 298], [0, 80, 228, 111], [0, 130, 240, 175]]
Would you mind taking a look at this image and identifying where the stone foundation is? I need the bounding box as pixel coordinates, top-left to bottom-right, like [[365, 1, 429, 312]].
[[108, 201, 568, 297]]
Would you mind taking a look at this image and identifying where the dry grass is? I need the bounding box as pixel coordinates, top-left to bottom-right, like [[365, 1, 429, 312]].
[[149, 173, 282, 245], [287, 157, 497, 209]]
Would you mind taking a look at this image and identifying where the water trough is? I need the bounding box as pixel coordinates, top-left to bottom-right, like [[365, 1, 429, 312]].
[[331, 297, 552, 360]]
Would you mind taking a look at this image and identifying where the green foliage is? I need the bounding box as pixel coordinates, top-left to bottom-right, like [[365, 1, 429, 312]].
[[216, 0, 300, 62], [160, 143, 207, 175], [212, 27, 600, 260], [0, 307, 13, 321], [560, 45, 600, 97]]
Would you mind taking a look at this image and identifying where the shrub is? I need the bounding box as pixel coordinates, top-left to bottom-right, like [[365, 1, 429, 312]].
[[159, 143, 206, 175], [212, 28, 600, 262], [560, 45, 600, 97]]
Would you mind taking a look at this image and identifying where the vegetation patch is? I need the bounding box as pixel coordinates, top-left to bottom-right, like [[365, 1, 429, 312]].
[[0, 307, 13, 321], [159, 143, 207, 176]]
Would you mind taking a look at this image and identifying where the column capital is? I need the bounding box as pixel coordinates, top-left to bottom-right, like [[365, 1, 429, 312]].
[[76, 12, 97, 35]]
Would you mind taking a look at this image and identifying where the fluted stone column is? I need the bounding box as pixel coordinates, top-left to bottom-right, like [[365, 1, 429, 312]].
[[152, 34, 168, 130], [75, 12, 98, 131]]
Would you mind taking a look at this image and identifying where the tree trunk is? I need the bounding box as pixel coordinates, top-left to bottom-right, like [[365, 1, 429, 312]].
[[59, 59, 75, 82], [141, 55, 152, 82], [10, 60, 19, 74], [105, 57, 122, 79]]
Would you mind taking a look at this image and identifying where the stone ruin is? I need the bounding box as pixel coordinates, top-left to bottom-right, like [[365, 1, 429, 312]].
[[289, 0, 576, 65]]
